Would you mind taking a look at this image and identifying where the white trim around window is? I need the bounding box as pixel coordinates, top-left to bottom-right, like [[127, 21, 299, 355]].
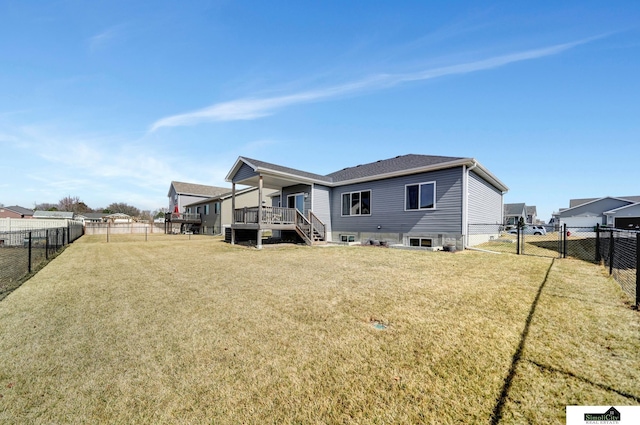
[[341, 189, 372, 216], [405, 181, 436, 211]]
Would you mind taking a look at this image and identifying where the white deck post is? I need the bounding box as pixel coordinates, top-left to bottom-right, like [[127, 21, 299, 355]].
[[231, 182, 236, 245], [257, 176, 263, 249]]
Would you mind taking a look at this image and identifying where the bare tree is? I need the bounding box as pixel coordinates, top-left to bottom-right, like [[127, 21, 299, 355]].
[[34, 202, 58, 211], [106, 202, 141, 218], [58, 196, 92, 213]]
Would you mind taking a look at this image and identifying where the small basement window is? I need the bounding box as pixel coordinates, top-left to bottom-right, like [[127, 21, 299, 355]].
[[340, 234, 356, 243], [409, 238, 432, 248]]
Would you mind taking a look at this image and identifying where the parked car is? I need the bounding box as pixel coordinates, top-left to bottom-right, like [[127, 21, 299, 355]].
[[507, 225, 547, 235]]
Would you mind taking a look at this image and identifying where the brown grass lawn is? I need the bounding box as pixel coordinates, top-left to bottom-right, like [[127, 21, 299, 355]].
[[0, 235, 638, 424]]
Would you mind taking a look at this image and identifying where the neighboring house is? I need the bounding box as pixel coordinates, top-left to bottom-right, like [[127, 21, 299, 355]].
[[554, 197, 635, 228], [104, 213, 133, 223], [184, 187, 261, 235], [75, 212, 107, 224], [225, 154, 508, 249], [604, 203, 640, 229], [166, 181, 232, 234], [569, 196, 640, 208], [504, 203, 526, 227], [33, 211, 75, 220], [0, 205, 34, 219], [525, 206, 537, 224], [167, 181, 230, 214]]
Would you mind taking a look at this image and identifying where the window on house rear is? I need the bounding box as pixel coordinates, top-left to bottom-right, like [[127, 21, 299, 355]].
[[214, 202, 220, 214], [341, 190, 371, 216], [409, 237, 433, 248], [204, 205, 210, 215], [405, 182, 435, 210]]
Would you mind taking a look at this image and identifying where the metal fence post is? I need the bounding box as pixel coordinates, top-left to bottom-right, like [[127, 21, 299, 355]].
[[563, 224, 567, 258], [595, 224, 601, 263], [45, 229, 49, 260], [516, 225, 520, 255], [636, 232, 639, 308], [55, 228, 59, 251], [28, 231, 32, 273], [609, 229, 614, 275]]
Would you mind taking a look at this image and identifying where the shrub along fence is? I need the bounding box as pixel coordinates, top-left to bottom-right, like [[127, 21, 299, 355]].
[[0, 223, 84, 300]]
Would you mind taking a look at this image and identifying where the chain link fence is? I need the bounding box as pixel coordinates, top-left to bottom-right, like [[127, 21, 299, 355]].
[[0, 223, 84, 300], [595, 227, 638, 307], [469, 223, 638, 307]]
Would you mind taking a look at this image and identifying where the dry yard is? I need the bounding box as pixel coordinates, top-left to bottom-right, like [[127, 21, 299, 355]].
[[0, 235, 638, 424]]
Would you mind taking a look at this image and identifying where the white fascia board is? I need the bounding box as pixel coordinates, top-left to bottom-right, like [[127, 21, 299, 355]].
[[225, 157, 259, 182]]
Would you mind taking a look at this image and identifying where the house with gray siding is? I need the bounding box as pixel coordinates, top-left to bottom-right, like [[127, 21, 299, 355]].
[[554, 196, 640, 229], [225, 154, 508, 249], [165, 181, 231, 233]]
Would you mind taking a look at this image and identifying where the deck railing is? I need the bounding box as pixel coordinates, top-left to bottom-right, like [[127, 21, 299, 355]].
[[309, 211, 326, 241], [233, 206, 325, 244], [166, 213, 201, 222], [234, 206, 296, 225]]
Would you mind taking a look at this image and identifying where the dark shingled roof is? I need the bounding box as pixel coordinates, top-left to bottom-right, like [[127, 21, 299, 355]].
[[242, 154, 466, 184], [171, 181, 230, 197], [3, 205, 34, 216], [325, 154, 465, 182]]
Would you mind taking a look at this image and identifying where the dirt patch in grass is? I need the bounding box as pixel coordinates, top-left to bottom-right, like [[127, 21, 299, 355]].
[[0, 236, 637, 424]]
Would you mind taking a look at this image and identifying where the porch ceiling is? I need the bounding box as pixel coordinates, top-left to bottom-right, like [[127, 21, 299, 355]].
[[237, 173, 313, 190]]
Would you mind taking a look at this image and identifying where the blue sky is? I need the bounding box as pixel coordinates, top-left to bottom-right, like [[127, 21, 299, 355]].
[[1, 1, 638, 220]]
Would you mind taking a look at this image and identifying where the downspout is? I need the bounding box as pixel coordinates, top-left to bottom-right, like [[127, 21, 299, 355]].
[[463, 160, 478, 249]]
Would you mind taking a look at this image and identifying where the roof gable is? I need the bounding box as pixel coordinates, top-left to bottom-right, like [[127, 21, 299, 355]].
[[558, 197, 633, 217], [504, 203, 526, 215]]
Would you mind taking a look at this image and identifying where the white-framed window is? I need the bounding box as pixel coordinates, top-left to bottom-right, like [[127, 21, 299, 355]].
[[409, 237, 432, 247], [196, 206, 201, 214], [341, 190, 371, 216], [405, 182, 435, 210], [214, 202, 221, 214], [204, 204, 210, 215], [340, 234, 356, 242], [186, 207, 192, 213]]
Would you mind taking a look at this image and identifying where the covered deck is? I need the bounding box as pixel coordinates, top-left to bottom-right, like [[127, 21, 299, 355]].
[[232, 205, 326, 247], [226, 156, 328, 248]]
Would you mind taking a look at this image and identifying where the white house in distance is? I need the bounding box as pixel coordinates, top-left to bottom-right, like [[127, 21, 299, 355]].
[[554, 196, 640, 229]]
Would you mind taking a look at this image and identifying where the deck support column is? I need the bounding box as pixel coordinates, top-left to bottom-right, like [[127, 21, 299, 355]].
[[231, 183, 236, 245], [256, 176, 264, 250]]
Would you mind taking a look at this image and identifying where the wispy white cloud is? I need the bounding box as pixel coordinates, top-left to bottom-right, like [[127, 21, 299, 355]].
[[150, 36, 601, 131], [88, 24, 127, 51]]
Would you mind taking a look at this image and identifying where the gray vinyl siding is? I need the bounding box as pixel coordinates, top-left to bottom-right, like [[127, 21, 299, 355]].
[[558, 198, 632, 218], [312, 184, 332, 238], [468, 170, 503, 225], [282, 184, 312, 215], [232, 163, 258, 183], [330, 167, 463, 235]]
